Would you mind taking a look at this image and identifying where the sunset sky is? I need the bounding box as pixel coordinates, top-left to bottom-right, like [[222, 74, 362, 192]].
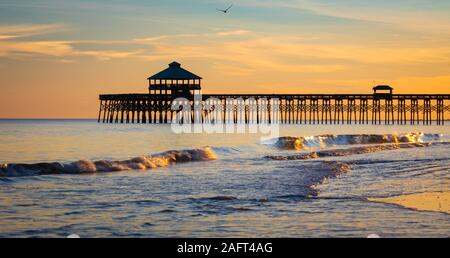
[[1, 0, 450, 118]]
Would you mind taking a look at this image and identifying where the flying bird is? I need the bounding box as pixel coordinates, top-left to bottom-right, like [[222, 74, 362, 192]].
[[217, 4, 233, 13]]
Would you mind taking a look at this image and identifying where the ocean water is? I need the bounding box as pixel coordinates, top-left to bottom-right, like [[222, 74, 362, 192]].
[[0, 119, 449, 237]]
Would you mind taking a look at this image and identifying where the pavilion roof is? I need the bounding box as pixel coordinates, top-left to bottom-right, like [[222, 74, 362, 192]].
[[148, 62, 202, 80]]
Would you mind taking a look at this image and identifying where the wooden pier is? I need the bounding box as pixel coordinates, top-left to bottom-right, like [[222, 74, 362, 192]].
[[99, 62, 450, 125], [98, 93, 450, 125]]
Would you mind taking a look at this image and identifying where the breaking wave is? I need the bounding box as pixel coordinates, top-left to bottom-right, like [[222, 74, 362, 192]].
[[267, 142, 431, 160], [280, 161, 354, 198], [271, 132, 443, 150], [0, 147, 217, 177]]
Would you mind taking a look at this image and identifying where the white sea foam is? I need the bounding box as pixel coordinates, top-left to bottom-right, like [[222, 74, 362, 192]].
[[271, 132, 444, 150], [0, 147, 217, 177]]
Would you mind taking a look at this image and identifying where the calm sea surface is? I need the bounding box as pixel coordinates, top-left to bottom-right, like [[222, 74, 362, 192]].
[[0, 119, 449, 237]]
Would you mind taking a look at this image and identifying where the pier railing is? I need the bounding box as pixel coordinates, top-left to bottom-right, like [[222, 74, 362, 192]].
[[98, 94, 450, 125]]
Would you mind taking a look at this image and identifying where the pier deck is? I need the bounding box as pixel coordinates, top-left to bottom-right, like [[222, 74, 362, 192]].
[[98, 93, 450, 125]]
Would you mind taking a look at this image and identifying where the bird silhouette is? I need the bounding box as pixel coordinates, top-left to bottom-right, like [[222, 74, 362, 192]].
[[217, 4, 233, 13]]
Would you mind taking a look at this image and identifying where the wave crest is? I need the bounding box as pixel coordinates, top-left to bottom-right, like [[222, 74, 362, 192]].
[[273, 132, 443, 150], [267, 142, 431, 160], [0, 147, 216, 177]]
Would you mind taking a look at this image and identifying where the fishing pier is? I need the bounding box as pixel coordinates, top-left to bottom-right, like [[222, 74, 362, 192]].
[[99, 62, 450, 125]]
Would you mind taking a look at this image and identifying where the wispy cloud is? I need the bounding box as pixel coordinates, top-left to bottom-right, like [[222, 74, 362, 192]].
[[0, 23, 65, 39], [215, 30, 251, 36], [0, 40, 73, 57], [133, 34, 197, 43], [0, 23, 142, 61], [77, 49, 143, 61], [134, 29, 252, 43], [0, 39, 143, 60]]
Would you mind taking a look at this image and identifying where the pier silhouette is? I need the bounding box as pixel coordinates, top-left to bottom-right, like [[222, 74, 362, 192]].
[[99, 62, 450, 125]]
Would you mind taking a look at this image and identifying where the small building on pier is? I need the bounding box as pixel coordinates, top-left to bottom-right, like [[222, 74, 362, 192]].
[[373, 85, 393, 95], [148, 61, 202, 99]]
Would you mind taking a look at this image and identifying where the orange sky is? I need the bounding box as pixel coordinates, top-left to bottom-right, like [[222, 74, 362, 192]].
[[0, 0, 449, 118]]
